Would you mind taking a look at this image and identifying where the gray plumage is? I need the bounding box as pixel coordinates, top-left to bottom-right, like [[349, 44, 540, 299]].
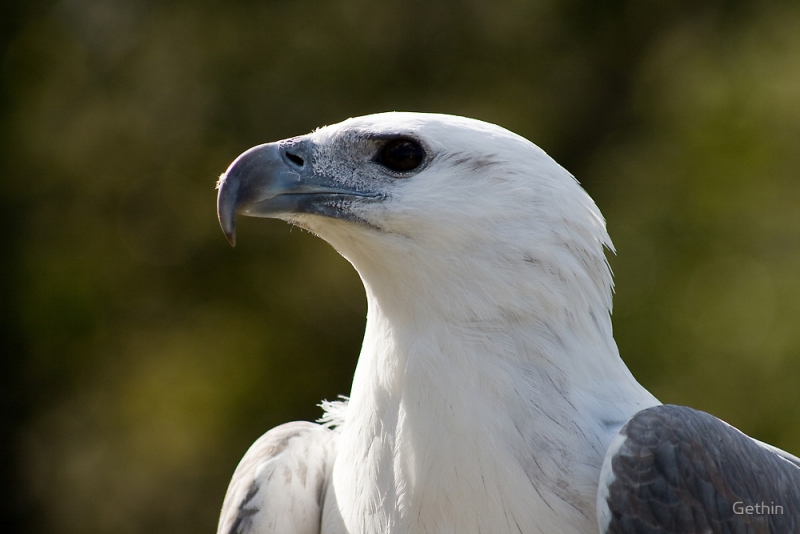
[[599, 405, 800, 533]]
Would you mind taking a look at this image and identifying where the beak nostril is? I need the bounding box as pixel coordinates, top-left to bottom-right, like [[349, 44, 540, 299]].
[[286, 151, 305, 167]]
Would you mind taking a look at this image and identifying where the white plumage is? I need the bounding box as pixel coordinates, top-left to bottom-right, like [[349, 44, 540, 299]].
[[215, 112, 800, 534]]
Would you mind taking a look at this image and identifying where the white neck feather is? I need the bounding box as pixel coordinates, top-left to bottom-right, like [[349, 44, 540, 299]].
[[321, 226, 658, 533], [310, 132, 660, 532]]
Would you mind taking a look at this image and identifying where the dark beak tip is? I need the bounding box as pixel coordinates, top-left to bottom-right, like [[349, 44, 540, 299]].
[[224, 229, 237, 247], [217, 171, 239, 247], [217, 205, 238, 247]]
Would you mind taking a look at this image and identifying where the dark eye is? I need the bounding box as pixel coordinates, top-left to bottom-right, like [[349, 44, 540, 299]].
[[377, 138, 425, 173]]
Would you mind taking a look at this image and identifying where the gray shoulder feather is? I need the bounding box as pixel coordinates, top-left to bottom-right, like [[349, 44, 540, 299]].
[[218, 421, 336, 534], [598, 404, 800, 534]]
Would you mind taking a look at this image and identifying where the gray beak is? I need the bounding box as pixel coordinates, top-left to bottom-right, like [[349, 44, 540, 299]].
[[217, 142, 299, 246], [216, 140, 381, 246]]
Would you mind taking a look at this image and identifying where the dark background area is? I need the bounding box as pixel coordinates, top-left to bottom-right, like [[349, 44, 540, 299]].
[[2, 1, 799, 533]]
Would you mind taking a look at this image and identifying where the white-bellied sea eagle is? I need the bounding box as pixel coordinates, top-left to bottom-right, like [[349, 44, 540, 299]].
[[215, 112, 800, 534]]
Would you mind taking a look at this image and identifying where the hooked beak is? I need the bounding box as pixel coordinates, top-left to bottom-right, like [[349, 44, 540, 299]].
[[216, 140, 382, 246]]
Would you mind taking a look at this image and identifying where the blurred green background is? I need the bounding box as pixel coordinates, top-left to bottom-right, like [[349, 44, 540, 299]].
[[2, 1, 799, 533]]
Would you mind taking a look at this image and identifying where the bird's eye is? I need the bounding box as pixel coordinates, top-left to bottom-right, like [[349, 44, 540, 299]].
[[377, 138, 424, 173]]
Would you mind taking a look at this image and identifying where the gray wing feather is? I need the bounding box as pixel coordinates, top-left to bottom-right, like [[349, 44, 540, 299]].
[[599, 404, 800, 534], [218, 421, 336, 534]]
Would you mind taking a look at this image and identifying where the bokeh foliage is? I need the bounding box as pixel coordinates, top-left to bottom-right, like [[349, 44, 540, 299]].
[[2, 1, 799, 533]]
